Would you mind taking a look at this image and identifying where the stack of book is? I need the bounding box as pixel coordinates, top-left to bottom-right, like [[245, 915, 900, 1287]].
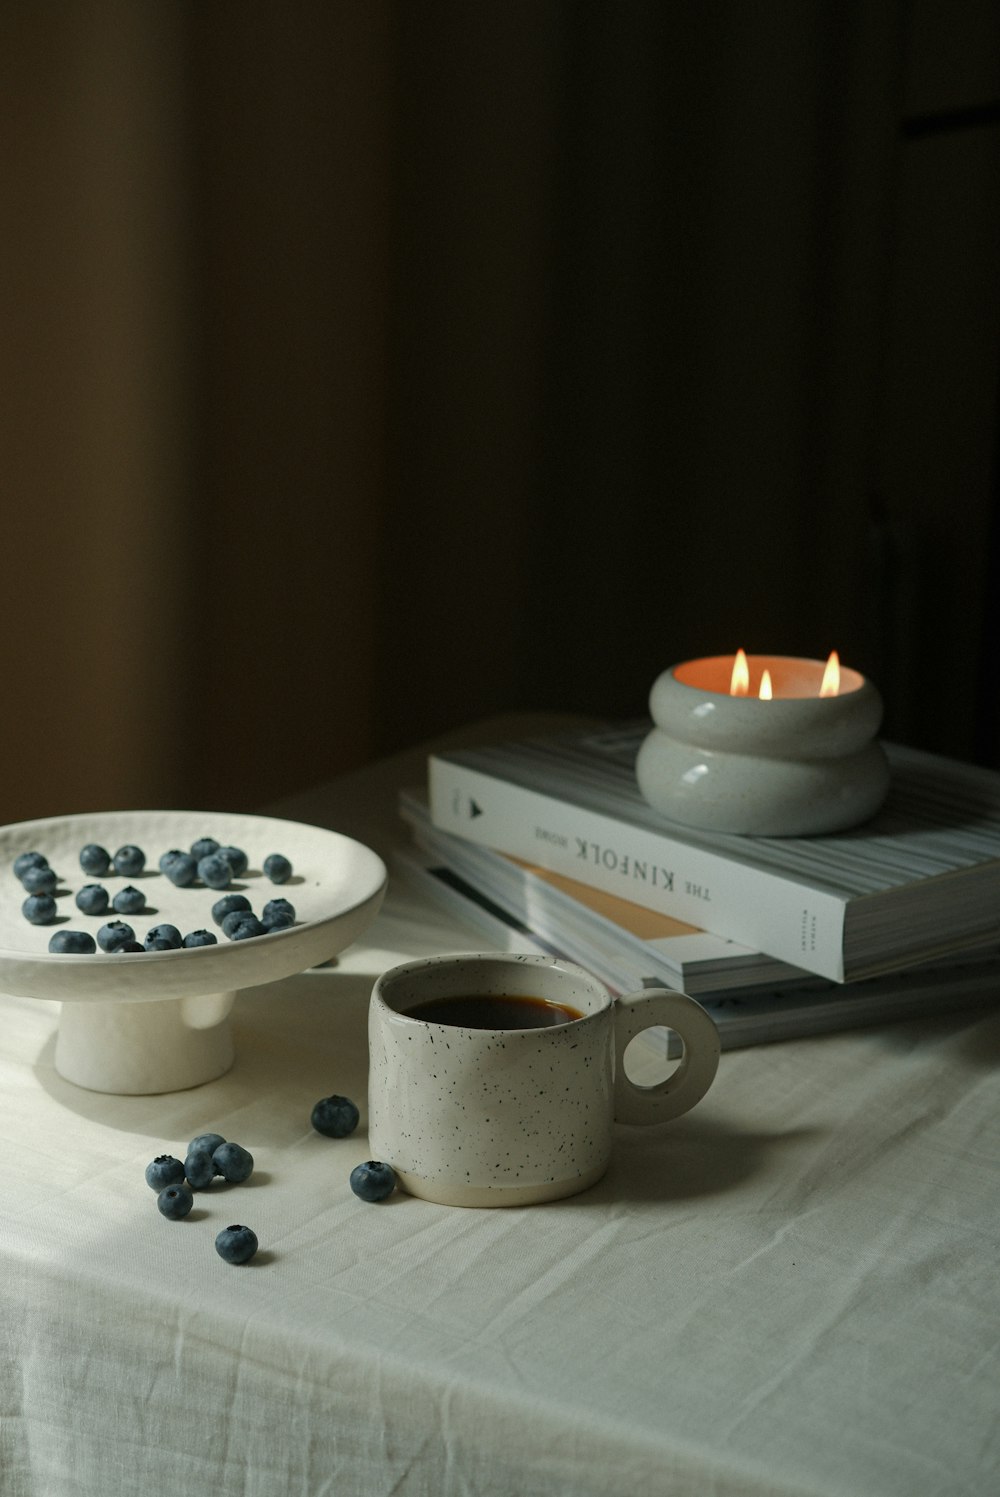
[[394, 723, 1000, 1052]]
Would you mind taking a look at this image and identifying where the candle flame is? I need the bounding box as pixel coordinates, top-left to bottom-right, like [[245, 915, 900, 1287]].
[[759, 669, 773, 700], [819, 650, 841, 698], [729, 648, 750, 696]]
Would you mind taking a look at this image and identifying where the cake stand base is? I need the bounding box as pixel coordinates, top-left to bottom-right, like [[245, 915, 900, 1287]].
[[52, 991, 237, 1094]]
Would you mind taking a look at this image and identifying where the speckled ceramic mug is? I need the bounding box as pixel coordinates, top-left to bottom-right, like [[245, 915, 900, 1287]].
[[367, 952, 721, 1207]]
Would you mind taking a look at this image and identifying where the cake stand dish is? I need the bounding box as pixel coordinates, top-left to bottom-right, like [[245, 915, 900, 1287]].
[[0, 809, 387, 1094]]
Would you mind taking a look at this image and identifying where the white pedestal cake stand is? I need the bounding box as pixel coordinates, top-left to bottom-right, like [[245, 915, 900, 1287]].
[[0, 809, 387, 1094]]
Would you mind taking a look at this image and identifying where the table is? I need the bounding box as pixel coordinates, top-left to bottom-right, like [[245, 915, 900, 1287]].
[[3, 719, 999, 1496]]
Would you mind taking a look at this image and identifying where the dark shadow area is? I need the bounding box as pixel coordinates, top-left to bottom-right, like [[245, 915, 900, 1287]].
[[872, 1003, 1000, 1069], [586, 1116, 821, 1206]]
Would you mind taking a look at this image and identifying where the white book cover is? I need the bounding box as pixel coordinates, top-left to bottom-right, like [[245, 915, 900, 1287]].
[[427, 725, 1000, 982]]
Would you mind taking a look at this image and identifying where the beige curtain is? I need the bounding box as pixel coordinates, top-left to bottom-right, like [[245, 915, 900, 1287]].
[[1, 1, 997, 826]]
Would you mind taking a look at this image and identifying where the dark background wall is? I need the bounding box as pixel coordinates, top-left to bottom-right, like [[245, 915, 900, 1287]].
[[0, 0, 998, 823]]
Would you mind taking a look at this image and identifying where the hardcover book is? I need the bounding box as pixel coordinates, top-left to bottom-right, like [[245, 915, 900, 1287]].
[[426, 724, 1000, 983]]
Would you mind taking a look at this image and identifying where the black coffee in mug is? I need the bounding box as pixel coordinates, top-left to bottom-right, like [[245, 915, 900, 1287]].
[[402, 993, 584, 1030]]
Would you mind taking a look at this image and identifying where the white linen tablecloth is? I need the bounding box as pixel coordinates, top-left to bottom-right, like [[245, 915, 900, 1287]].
[[2, 721, 999, 1497]]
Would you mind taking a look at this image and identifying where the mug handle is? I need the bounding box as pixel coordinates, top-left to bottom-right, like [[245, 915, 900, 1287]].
[[613, 988, 720, 1125]]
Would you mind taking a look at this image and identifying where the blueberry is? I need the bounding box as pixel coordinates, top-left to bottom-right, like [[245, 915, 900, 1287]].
[[163, 853, 198, 888], [158, 848, 185, 873], [212, 1141, 253, 1183], [143, 923, 182, 951], [75, 883, 109, 916], [211, 893, 251, 927], [21, 864, 58, 894], [189, 1131, 226, 1156], [190, 837, 220, 862], [222, 912, 264, 942], [198, 852, 233, 890], [263, 853, 292, 885], [113, 845, 145, 877], [48, 929, 96, 954], [113, 886, 146, 915], [262, 897, 295, 922], [182, 928, 218, 948], [97, 920, 136, 952], [157, 1182, 194, 1219], [220, 909, 250, 937], [261, 904, 293, 928], [145, 1154, 185, 1191], [215, 1224, 258, 1265], [311, 1095, 360, 1138], [79, 844, 111, 877], [23, 892, 57, 924], [184, 1148, 216, 1189], [349, 1160, 396, 1202], [14, 850, 48, 879], [261, 898, 295, 932], [119, 940, 145, 952], [217, 845, 248, 877]]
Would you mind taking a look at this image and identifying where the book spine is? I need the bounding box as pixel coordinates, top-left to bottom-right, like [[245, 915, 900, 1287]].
[[428, 756, 849, 981]]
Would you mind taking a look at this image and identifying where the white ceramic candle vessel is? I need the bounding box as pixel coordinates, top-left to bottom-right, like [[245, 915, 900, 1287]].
[[636, 654, 890, 836]]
